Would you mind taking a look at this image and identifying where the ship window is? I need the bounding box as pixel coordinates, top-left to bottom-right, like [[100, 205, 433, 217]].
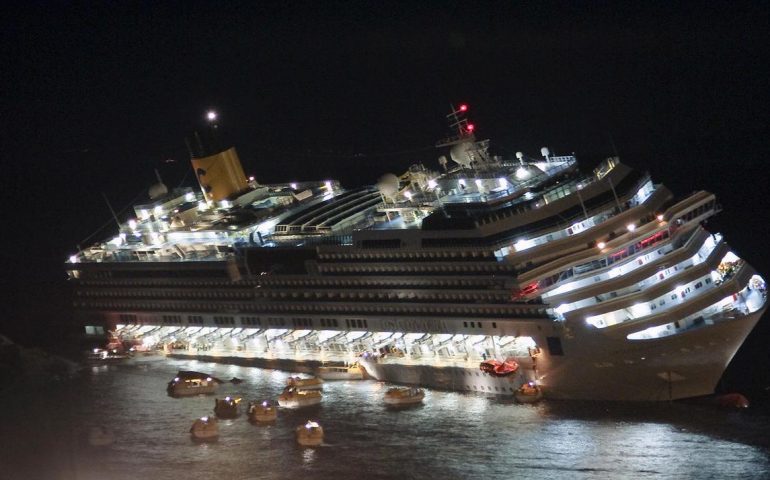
[[492, 322, 497, 328], [463, 322, 468, 328]]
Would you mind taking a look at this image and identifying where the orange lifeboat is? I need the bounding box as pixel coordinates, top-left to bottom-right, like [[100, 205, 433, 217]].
[[479, 358, 519, 377]]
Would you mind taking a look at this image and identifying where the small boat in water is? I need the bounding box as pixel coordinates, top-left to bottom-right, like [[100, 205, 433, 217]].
[[278, 387, 323, 408], [248, 400, 278, 423], [167, 371, 220, 397], [214, 396, 242, 419], [85, 348, 130, 363], [287, 376, 324, 390], [190, 416, 219, 442], [715, 393, 750, 409], [296, 420, 324, 447], [514, 382, 543, 404], [479, 358, 519, 377], [384, 387, 424, 406], [316, 362, 366, 381]]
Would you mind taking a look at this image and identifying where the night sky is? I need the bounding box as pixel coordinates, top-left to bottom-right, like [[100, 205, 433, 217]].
[[2, 2, 769, 389]]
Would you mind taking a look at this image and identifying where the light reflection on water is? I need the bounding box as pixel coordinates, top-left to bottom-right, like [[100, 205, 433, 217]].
[[1, 358, 769, 480]]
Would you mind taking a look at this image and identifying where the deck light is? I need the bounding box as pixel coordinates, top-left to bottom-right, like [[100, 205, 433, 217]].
[[206, 111, 217, 121], [597, 241, 606, 249], [626, 223, 636, 232]]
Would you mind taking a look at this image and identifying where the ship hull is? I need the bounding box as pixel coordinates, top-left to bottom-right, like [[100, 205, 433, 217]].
[[158, 307, 764, 401]]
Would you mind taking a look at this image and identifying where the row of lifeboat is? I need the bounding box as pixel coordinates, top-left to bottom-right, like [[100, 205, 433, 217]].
[[169, 363, 363, 398]]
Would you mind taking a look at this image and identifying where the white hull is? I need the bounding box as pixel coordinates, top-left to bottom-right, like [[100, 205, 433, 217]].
[[362, 308, 766, 401], [278, 398, 322, 408], [168, 384, 218, 397], [316, 368, 365, 381]]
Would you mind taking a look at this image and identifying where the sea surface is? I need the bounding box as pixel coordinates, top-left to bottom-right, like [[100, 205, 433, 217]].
[[2, 358, 770, 480]]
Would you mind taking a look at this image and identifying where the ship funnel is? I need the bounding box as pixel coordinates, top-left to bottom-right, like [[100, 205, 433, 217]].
[[186, 125, 248, 202]]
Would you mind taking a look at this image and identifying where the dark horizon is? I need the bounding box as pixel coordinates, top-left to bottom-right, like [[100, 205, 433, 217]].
[[2, 2, 769, 393]]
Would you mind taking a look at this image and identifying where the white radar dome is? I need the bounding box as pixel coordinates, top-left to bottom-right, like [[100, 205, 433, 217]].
[[376, 173, 400, 197]]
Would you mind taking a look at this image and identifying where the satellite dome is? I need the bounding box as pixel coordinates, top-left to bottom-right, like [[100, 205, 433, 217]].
[[376, 173, 400, 197], [449, 141, 475, 168], [148, 169, 169, 200], [149, 181, 168, 200]]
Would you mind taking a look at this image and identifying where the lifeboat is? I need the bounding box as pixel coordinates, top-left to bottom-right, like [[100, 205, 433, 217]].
[[715, 393, 750, 409], [296, 420, 324, 447], [190, 416, 219, 442], [316, 362, 366, 381], [287, 376, 324, 390], [383, 387, 424, 406], [214, 396, 242, 419], [248, 400, 278, 423], [278, 387, 323, 408], [167, 371, 220, 397], [514, 382, 543, 404], [479, 358, 519, 377]]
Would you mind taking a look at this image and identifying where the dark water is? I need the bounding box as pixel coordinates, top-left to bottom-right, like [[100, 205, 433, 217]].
[[2, 359, 770, 480]]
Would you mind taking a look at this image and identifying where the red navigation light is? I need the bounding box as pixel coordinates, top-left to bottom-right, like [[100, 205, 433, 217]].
[[466, 123, 475, 132], [459, 104, 468, 112]]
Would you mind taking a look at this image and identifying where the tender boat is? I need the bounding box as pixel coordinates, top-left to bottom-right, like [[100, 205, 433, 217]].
[[514, 382, 543, 404], [287, 376, 324, 390], [167, 371, 220, 397], [214, 396, 241, 418], [316, 362, 366, 381], [278, 387, 323, 408], [248, 400, 278, 422], [190, 416, 219, 442], [85, 348, 130, 363], [86, 426, 115, 447], [479, 358, 519, 377], [296, 420, 324, 447], [383, 387, 425, 406]]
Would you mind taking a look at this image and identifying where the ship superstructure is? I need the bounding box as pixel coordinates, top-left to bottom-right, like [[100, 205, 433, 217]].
[[66, 106, 766, 401]]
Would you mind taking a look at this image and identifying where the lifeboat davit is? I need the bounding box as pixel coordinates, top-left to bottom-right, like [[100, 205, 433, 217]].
[[479, 358, 519, 377]]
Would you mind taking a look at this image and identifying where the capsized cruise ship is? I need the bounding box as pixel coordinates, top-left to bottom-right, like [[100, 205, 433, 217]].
[[65, 106, 767, 401]]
